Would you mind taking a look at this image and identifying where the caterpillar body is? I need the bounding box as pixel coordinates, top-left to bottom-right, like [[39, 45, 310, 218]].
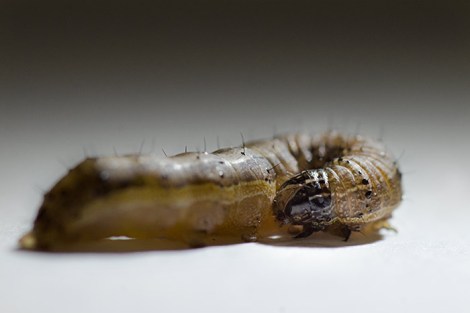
[[20, 132, 402, 250]]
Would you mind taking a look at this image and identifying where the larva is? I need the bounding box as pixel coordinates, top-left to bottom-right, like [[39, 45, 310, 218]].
[[20, 132, 402, 250]]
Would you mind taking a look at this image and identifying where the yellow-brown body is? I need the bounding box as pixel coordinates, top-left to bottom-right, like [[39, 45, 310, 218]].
[[20, 132, 402, 250]]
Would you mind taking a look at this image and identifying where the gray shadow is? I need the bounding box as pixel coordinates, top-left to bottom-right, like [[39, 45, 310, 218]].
[[17, 230, 385, 253], [259, 231, 384, 248]]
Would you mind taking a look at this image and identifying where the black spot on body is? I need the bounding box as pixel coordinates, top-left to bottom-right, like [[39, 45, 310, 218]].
[[365, 190, 372, 198], [93, 184, 110, 197], [35, 207, 47, 222], [117, 181, 132, 188], [44, 193, 55, 201], [362, 179, 369, 185], [396, 169, 402, 179]]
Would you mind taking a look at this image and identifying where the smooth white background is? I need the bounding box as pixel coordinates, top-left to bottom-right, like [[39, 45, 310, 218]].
[[1, 104, 469, 313]]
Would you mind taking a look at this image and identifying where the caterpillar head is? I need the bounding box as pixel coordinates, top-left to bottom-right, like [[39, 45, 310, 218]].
[[273, 170, 333, 236]]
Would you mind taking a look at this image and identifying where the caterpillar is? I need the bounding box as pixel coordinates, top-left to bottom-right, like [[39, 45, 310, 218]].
[[20, 132, 402, 251]]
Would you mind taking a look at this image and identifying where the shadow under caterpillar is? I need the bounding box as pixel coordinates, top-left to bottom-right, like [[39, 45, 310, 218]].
[[20, 132, 402, 251]]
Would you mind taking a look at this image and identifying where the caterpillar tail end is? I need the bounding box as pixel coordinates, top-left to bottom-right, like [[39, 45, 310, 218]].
[[19, 231, 38, 250]]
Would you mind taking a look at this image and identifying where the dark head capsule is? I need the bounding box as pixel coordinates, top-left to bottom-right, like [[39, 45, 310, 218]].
[[273, 170, 333, 236]]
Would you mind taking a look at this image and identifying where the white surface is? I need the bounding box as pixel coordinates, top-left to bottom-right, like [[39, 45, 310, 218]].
[[1, 105, 469, 313]]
